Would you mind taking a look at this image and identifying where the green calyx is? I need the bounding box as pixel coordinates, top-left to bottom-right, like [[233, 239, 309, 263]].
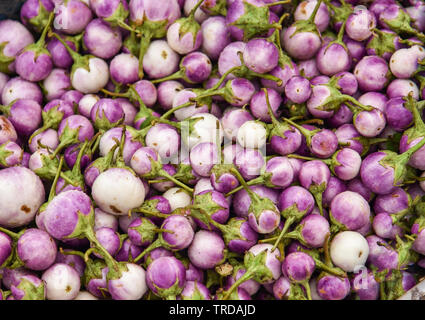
[[402, 94, 425, 144], [152, 277, 184, 300], [288, 283, 308, 300], [0, 42, 16, 74], [329, 209, 349, 234], [180, 281, 207, 300], [229, 1, 282, 42], [221, 218, 249, 247], [379, 136, 425, 188], [24, 11, 55, 59], [202, 0, 227, 16], [309, 181, 327, 216], [34, 152, 60, 180], [323, 0, 352, 27], [176, 15, 201, 47], [301, 248, 347, 278], [128, 217, 158, 245], [366, 29, 398, 58], [395, 235, 417, 270], [50, 123, 82, 159], [172, 163, 197, 185], [15, 278, 46, 300], [123, 31, 140, 56], [0, 142, 14, 167], [135, 198, 170, 219], [382, 8, 425, 42], [190, 191, 227, 230], [384, 269, 410, 300], [82, 257, 108, 289], [103, 2, 138, 34], [28, 0, 52, 33], [29, 105, 65, 145], [93, 107, 124, 132]]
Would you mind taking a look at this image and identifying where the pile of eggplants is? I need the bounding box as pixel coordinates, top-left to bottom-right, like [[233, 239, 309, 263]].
[[0, 0, 425, 300]]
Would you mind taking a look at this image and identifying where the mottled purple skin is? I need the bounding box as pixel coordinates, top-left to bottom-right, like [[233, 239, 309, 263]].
[[21, 152, 30, 168], [226, 268, 261, 296], [358, 91, 388, 112], [2, 77, 42, 106], [92, 227, 120, 258], [309, 129, 338, 158], [270, 124, 303, 157], [189, 142, 219, 178], [184, 262, 204, 283], [20, 0, 55, 30], [354, 108, 386, 138], [90, 0, 129, 18], [180, 281, 210, 300], [299, 160, 331, 192], [130, 147, 158, 177], [283, 25, 322, 60], [264, 156, 294, 189], [285, 76, 312, 104], [330, 191, 371, 230], [366, 235, 398, 271], [335, 71, 358, 95], [346, 8, 376, 41], [233, 185, 279, 218], [334, 124, 364, 154], [114, 98, 136, 126], [400, 136, 425, 170], [83, 19, 122, 59], [299, 214, 330, 248], [310, 75, 330, 86], [327, 104, 353, 128], [55, 0, 93, 35], [0, 20, 34, 73], [58, 115, 95, 143], [201, 16, 231, 60], [248, 204, 280, 235], [334, 148, 362, 181], [218, 41, 246, 79], [316, 43, 351, 76], [249, 88, 281, 123], [157, 81, 184, 110], [342, 35, 366, 66], [243, 38, 279, 74], [323, 177, 347, 208], [272, 276, 291, 299], [385, 97, 413, 132], [225, 78, 256, 107], [306, 85, 335, 119], [261, 62, 299, 93], [132, 80, 157, 108], [188, 230, 225, 269], [167, 20, 202, 55], [351, 270, 379, 300], [64, 144, 91, 170], [354, 55, 390, 92], [2, 268, 38, 290], [387, 79, 419, 100], [145, 123, 180, 159], [42, 190, 93, 240], [294, 0, 330, 32], [46, 37, 75, 69], [15, 50, 53, 82], [282, 252, 315, 283], [17, 228, 57, 271], [147, 256, 185, 297], [90, 98, 124, 128], [297, 58, 319, 79], [109, 53, 139, 85], [144, 247, 174, 266], [161, 215, 195, 250], [372, 212, 403, 240], [360, 151, 398, 195], [234, 148, 265, 181], [0, 232, 12, 266], [177, 52, 211, 84], [150, 165, 177, 192], [55, 249, 86, 277], [278, 185, 314, 214], [42, 69, 72, 101], [61, 90, 83, 106], [402, 272, 416, 292], [369, 0, 397, 19], [374, 187, 409, 215], [317, 275, 350, 300], [114, 238, 143, 262], [134, 110, 160, 130]]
